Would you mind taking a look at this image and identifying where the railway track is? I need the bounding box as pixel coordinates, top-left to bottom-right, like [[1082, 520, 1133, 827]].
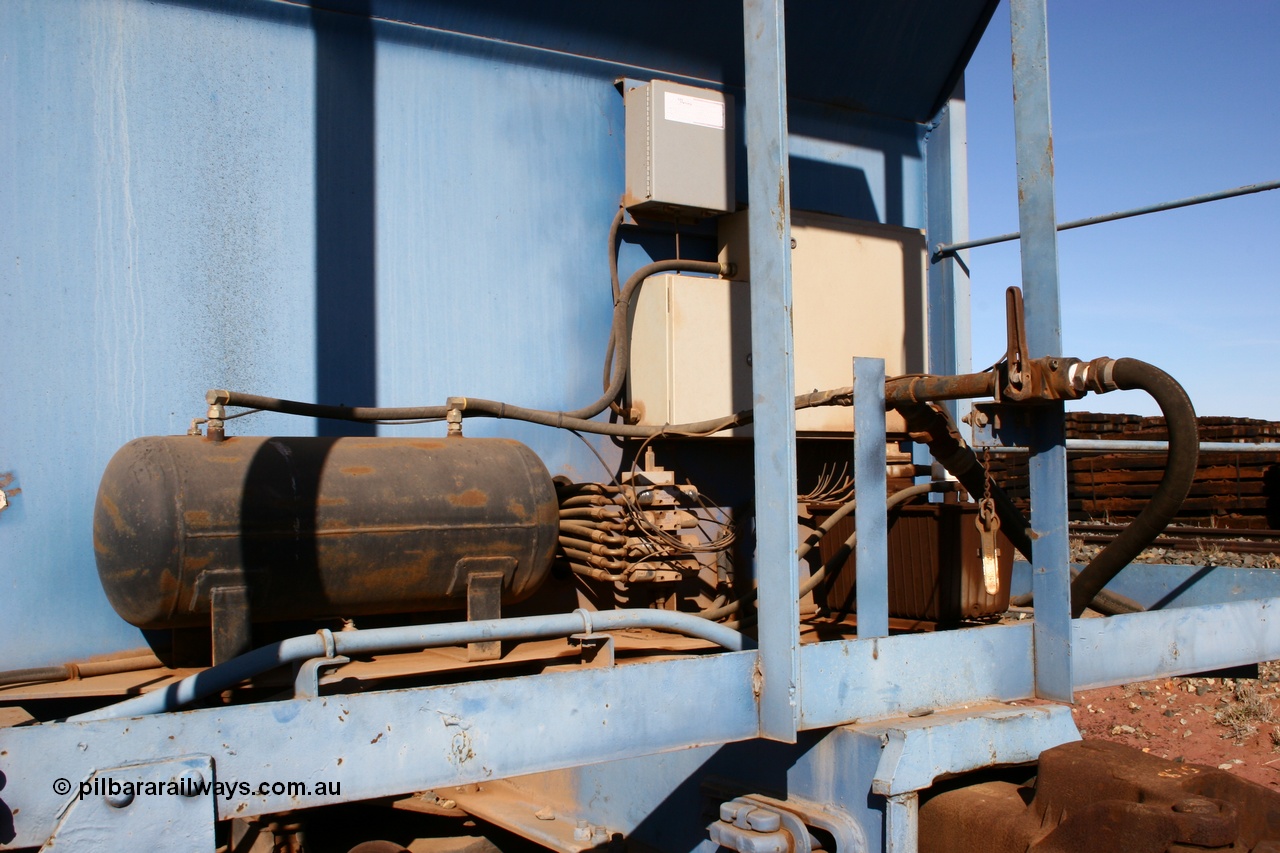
[[1071, 522, 1280, 557]]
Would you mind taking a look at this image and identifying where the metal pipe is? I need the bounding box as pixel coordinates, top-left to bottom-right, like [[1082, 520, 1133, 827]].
[[933, 179, 1280, 259], [884, 372, 997, 406], [0, 654, 165, 688], [69, 610, 748, 722], [982, 440, 1280, 453]]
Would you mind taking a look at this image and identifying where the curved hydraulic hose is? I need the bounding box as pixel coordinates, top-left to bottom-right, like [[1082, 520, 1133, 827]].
[[210, 258, 724, 430], [1069, 358, 1198, 617], [70, 610, 748, 722], [211, 385, 852, 439]]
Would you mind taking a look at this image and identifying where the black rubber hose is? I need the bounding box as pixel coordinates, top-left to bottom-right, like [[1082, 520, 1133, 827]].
[[213, 384, 852, 439], [589, 258, 724, 421], [893, 402, 1035, 562], [1069, 358, 1198, 617], [212, 258, 728, 429]]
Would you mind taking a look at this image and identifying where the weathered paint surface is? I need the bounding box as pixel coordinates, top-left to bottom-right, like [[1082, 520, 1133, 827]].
[[1, 0, 946, 667]]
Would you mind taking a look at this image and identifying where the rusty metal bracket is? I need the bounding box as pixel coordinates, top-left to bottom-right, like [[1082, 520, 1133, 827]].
[[210, 585, 252, 666], [568, 632, 615, 668], [293, 654, 350, 700], [466, 570, 505, 661]]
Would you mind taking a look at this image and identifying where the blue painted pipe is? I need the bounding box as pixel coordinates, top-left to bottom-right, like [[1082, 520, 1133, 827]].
[[69, 610, 748, 722]]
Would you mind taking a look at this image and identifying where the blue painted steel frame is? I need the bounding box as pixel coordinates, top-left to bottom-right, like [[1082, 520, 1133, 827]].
[[854, 358, 889, 639], [12, 2, 1280, 851], [1009, 0, 1072, 703], [742, 0, 801, 743]]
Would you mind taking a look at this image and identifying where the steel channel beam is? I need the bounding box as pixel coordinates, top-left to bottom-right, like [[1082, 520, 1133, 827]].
[[1009, 0, 1071, 703], [798, 623, 1036, 730], [854, 357, 889, 639], [0, 653, 760, 850], [742, 0, 800, 742], [1073, 597, 1280, 690]]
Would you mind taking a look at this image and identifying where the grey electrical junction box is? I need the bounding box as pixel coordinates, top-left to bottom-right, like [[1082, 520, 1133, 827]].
[[623, 80, 735, 218]]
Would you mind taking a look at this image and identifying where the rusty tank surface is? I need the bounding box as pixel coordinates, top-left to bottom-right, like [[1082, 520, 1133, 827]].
[[93, 435, 559, 629]]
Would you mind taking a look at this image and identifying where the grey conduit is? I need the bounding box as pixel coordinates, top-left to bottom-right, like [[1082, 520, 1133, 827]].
[[70, 610, 748, 722]]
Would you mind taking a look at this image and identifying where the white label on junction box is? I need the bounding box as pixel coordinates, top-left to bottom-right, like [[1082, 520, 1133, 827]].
[[664, 91, 725, 130]]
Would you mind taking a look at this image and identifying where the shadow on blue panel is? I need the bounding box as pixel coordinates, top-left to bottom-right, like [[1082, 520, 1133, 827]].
[[314, 3, 378, 437]]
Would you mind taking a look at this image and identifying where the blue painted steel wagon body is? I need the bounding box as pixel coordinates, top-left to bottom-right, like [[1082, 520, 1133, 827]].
[[3, 2, 1278, 851]]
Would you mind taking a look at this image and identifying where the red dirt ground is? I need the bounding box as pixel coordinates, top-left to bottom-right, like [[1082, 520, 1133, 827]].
[[1069, 661, 1280, 790]]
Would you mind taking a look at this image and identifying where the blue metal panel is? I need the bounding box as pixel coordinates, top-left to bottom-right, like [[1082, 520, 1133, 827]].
[[0, 0, 319, 667], [1011, 561, 1280, 610], [0, 0, 968, 672], [743, 0, 800, 743], [1008, 0, 1071, 703], [864, 704, 1078, 796], [798, 623, 1035, 729], [0, 651, 760, 849], [788, 107, 928, 228], [1073, 598, 1280, 690], [854, 357, 889, 639]]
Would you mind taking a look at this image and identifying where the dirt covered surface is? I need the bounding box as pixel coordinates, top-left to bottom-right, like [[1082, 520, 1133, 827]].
[[1071, 660, 1280, 789]]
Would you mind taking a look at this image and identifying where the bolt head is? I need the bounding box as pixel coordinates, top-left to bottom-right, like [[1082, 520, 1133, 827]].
[[179, 769, 204, 797], [1173, 798, 1219, 815], [105, 789, 134, 809]]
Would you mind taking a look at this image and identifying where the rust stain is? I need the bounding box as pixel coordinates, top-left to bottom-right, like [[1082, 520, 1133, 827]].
[[341, 466, 375, 476], [449, 488, 488, 508], [371, 731, 384, 744], [316, 496, 348, 507], [410, 440, 446, 451], [181, 555, 212, 573], [183, 510, 211, 527]]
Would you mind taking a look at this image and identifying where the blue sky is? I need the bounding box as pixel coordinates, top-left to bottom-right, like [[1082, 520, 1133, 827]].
[[963, 1, 1280, 420]]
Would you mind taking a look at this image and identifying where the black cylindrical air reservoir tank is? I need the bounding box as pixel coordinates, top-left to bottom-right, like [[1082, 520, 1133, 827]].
[[93, 435, 559, 629]]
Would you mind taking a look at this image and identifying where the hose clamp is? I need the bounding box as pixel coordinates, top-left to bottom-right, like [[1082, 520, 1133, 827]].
[[573, 608, 594, 635], [316, 628, 337, 659]]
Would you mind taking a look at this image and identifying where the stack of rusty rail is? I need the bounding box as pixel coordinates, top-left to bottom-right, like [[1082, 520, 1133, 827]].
[[986, 413, 1280, 529]]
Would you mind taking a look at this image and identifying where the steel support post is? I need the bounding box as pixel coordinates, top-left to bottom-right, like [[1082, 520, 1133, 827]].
[[742, 0, 800, 741], [854, 357, 889, 639], [884, 794, 919, 853], [1010, 0, 1071, 702], [925, 87, 973, 425]]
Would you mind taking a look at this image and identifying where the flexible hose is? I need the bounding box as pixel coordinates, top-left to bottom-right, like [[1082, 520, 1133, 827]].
[[211, 258, 725, 431], [1069, 358, 1198, 617], [212, 384, 852, 439]]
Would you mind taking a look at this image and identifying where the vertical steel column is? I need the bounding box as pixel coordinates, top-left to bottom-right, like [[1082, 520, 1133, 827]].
[[1010, 0, 1072, 702], [924, 88, 974, 496], [742, 0, 800, 742], [925, 87, 973, 418], [854, 357, 889, 639], [885, 794, 920, 853]]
